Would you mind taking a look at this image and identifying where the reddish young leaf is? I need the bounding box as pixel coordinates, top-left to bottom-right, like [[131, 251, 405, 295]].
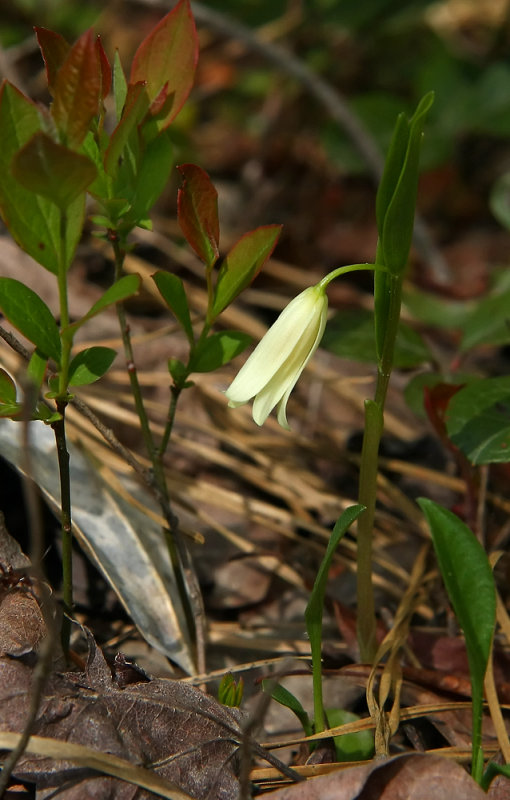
[[35, 27, 70, 95], [177, 163, 220, 266], [212, 224, 282, 318], [95, 36, 112, 101], [129, 0, 198, 130], [52, 29, 101, 148]]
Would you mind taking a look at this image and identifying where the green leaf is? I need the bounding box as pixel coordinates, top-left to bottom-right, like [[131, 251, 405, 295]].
[[52, 28, 101, 149], [218, 673, 244, 707], [177, 163, 220, 266], [326, 708, 374, 762], [305, 504, 366, 732], [0, 370, 16, 404], [262, 682, 313, 737], [12, 132, 97, 210], [27, 349, 49, 391], [402, 285, 472, 330], [113, 50, 128, 122], [0, 82, 84, 273], [445, 376, 510, 464], [168, 357, 190, 386], [0, 279, 61, 363], [418, 498, 496, 782], [212, 225, 282, 318], [68, 347, 116, 386], [460, 288, 510, 352], [129, 0, 198, 131], [124, 128, 175, 227], [0, 403, 22, 418], [378, 92, 434, 275], [322, 308, 431, 368], [104, 81, 149, 179], [153, 271, 194, 344], [190, 331, 251, 373], [65, 274, 141, 335]]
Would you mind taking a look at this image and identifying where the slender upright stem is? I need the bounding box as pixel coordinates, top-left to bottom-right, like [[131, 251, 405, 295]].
[[356, 274, 403, 663], [109, 231, 198, 660], [54, 211, 73, 653]]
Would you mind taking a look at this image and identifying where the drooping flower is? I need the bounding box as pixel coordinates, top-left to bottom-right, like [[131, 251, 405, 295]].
[[226, 284, 328, 429]]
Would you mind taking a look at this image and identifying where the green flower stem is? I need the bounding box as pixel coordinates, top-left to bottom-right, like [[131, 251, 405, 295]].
[[356, 273, 403, 663], [319, 263, 382, 291]]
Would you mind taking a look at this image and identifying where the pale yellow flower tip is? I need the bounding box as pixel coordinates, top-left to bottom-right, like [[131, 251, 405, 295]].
[[225, 284, 328, 428]]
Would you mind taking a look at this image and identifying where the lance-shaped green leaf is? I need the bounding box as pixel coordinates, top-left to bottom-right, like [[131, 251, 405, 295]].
[[35, 27, 70, 94], [262, 681, 313, 738], [305, 504, 366, 733], [64, 274, 141, 335], [445, 376, 510, 464], [153, 271, 194, 344], [52, 28, 101, 149], [0, 370, 16, 405], [212, 225, 282, 318], [113, 50, 128, 122], [190, 330, 252, 373], [0, 278, 61, 363], [123, 128, 175, 228], [0, 81, 83, 273], [12, 132, 97, 210], [177, 163, 220, 266], [104, 81, 148, 178], [129, 0, 198, 131], [418, 498, 496, 783], [68, 347, 116, 386], [376, 91, 434, 275]]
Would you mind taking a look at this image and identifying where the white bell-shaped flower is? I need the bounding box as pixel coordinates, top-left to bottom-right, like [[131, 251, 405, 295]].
[[226, 284, 328, 428]]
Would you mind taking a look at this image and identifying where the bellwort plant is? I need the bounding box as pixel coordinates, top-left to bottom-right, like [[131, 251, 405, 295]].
[[227, 93, 434, 726]]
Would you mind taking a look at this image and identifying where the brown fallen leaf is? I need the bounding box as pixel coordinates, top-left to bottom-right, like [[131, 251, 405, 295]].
[[263, 753, 488, 799], [0, 636, 243, 800]]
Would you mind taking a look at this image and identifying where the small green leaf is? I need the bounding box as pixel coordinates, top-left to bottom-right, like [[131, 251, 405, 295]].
[[104, 81, 149, 179], [460, 288, 510, 352], [212, 225, 282, 318], [0, 403, 22, 418], [113, 50, 128, 122], [0, 278, 61, 363], [0, 81, 84, 273], [129, 0, 198, 131], [262, 681, 313, 738], [418, 498, 496, 782], [12, 132, 97, 210], [124, 129, 175, 227], [326, 708, 374, 762], [177, 163, 220, 266], [153, 272, 194, 344], [68, 347, 116, 386], [0, 370, 16, 404], [167, 357, 190, 387], [322, 308, 431, 367], [305, 504, 366, 732], [445, 376, 510, 464], [190, 331, 251, 373], [378, 92, 434, 275], [218, 673, 244, 707], [27, 349, 48, 391], [52, 28, 101, 148], [65, 274, 141, 335]]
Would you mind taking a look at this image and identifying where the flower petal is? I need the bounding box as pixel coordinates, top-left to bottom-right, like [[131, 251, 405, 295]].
[[226, 286, 325, 404]]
